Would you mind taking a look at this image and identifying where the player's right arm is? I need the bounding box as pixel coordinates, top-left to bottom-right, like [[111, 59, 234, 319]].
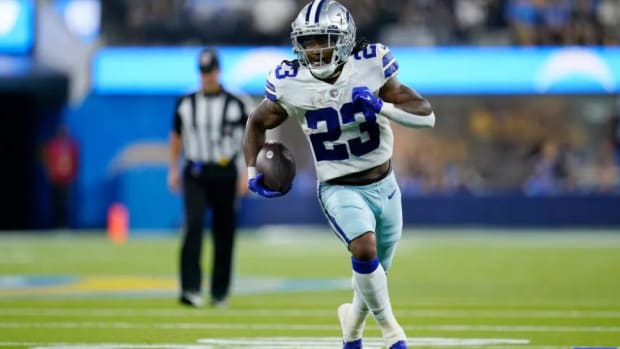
[[243, 98, 289, 197], [243, 98, 288, 169]]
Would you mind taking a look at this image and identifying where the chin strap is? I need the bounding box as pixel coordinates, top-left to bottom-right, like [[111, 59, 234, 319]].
[[310, 61, 346, 80], [310, 64, 338, 79]]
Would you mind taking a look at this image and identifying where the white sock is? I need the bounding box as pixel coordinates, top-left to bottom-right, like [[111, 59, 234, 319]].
[[352, 259, 404, 339]]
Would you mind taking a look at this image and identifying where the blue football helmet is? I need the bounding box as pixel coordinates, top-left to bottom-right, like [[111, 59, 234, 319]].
[[291, 0, 356, 79]]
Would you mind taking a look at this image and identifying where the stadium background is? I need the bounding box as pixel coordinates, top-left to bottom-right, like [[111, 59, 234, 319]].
[[1, 0, 619, 230]]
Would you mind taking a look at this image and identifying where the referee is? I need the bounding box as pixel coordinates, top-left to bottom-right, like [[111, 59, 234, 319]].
[[168, 47, 250, 308]]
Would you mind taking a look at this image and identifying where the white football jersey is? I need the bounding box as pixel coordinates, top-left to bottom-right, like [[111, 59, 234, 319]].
[[265, 43, 399, 182]]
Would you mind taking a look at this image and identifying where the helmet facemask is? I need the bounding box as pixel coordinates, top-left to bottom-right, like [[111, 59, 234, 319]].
[[292, 30, 352, 78]]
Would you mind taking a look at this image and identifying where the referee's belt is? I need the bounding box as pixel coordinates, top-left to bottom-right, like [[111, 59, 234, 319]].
[[186, 158, 233, 169]]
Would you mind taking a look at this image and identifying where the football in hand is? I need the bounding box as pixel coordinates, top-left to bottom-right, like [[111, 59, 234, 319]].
[[256, 141, 296, 194]]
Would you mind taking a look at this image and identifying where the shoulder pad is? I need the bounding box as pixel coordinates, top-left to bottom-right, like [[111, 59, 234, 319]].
[[265, 60, 301, 102], [351, 43, 399, 81]]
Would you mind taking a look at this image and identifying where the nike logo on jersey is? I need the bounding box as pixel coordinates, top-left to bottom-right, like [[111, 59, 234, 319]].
[[388, 189, 397, 199]]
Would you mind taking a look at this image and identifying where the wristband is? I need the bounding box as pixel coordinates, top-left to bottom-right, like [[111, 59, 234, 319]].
[[380, 102, 435, 128], [248, 166, 257, 179]]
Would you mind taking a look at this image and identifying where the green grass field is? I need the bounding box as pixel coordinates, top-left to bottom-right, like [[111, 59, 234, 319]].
[[1, 228, 619, 349]]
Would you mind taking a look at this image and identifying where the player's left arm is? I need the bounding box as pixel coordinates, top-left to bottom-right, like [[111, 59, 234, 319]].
[[377, 76, 435, 128], [352, 77, 435, 128]]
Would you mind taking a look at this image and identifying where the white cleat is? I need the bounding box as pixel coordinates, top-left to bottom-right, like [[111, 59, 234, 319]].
[[338, 303, 366, 348], [383, 326, 407, 349]]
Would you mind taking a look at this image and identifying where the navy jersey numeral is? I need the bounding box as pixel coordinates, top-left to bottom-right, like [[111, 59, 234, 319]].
[[305, 103, 380, 161], [354, 44, 377, 60], [275, 64, 299, 79]]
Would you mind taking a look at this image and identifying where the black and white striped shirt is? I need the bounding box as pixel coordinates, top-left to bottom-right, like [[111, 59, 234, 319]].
[[173, 90, 248, 165]]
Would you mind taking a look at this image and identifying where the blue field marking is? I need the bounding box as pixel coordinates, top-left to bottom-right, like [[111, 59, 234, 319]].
[[0, 275, 350, 299], [0, 275, 77, 289]]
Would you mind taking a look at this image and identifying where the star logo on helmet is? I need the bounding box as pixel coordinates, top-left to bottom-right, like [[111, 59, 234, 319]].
[[335, 13, 344, 24]]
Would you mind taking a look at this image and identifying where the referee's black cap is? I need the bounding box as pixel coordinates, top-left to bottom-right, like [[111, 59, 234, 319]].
[[198, 47, 220, 73]]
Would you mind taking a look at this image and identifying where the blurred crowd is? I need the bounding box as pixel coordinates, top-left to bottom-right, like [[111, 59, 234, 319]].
[[101, 0, 620, 46], [389, 96, 620, 196]]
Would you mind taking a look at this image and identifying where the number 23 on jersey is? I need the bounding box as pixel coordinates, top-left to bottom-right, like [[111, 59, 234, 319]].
[[305, 103, 380, 161]]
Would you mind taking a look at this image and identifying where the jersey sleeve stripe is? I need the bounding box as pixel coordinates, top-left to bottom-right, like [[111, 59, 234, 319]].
[[265, 81, 276, 93], [265, 90, 277, 102], [384, 61, 399, 79], [382, 52, 395, 68]]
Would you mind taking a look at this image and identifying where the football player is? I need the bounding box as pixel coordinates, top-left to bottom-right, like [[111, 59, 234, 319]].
[[243, 1, 435, 348]]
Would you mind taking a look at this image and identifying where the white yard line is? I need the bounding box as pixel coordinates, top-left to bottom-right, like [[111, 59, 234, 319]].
[[0, 337, 566, 349], [2, 308, 620, 319], [2, 344, 210, 349], [197, 337, 530, 346], [0, 321, 619, 333]]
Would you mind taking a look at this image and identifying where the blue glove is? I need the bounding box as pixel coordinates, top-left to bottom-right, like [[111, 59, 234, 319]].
[[352, 86, 383, 114], [248, 173, 283, 198]]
